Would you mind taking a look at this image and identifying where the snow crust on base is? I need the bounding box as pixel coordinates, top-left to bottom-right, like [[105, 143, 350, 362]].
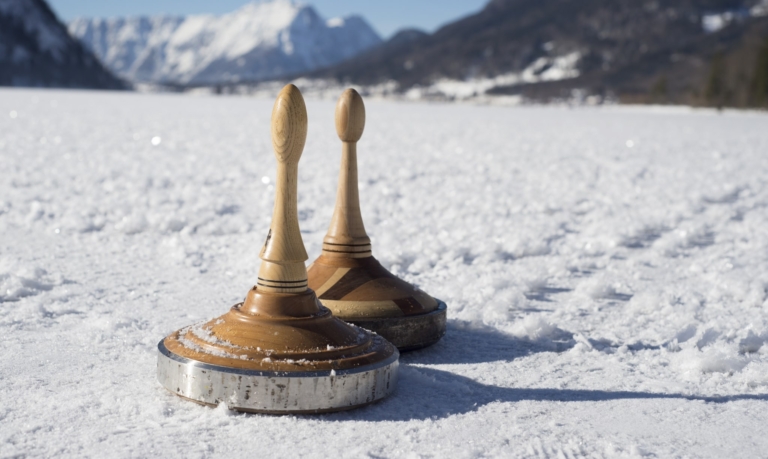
[[1, 88, 767, 457]]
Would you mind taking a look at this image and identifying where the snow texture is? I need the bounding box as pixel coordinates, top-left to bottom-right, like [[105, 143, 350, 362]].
[[1, 88, 768, 457], [67, 0, 382, 85]]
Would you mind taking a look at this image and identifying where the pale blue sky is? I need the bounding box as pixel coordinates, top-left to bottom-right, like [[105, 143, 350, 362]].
[[47, 0, 488, 38]]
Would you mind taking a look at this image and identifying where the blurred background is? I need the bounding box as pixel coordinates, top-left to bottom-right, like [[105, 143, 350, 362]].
[[1, 0, 767, 108]]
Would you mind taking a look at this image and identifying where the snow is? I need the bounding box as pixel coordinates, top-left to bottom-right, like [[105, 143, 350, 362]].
[[326, 17, 345, 28], [191, 53, 581, 103], [1, 88, 768, 457], [702, 3, 766, 33], [702, 11, 742, 33], [410, 52, 582, 101], [753, 0, 768, 17], [68, 0, 382, 85], [184, 77, 403, 102]]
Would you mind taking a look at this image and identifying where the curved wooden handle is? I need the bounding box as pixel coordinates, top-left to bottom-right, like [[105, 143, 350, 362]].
[[271, 83, 308, 165], [323, 89, 372, 258], [335, 88, 366, 142], [258, 84, 309, 293]]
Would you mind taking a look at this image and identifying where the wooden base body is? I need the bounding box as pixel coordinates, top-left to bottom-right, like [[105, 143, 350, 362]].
[[308, 255, 447, 350]]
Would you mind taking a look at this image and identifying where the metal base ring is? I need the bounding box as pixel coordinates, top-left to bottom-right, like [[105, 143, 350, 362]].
[[156, 339, 399, 414], [345, 300, 447, 352]]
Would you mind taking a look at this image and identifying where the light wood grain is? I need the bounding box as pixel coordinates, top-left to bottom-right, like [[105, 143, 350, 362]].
[[162, 85, 399, 374], [258, 84, 309, 293], [335, 87, 365, 142], [307, 89, 445, 350], [322, 89, 372, 258]]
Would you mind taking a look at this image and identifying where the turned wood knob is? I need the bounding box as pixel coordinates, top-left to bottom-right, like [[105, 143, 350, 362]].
[[257, 84, 310, 293], [271, 83, 308, 164], [335, 88, 366, 143], [322, 89, 372, 258]]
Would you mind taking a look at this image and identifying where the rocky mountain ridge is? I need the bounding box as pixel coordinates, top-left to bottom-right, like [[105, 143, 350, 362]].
[[309, 0, 768, 107], [68, 0, 382, 85], [0, 0, 124, 89]]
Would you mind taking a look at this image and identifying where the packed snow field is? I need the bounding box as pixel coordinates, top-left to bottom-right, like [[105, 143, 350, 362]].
[[1, 88, 767, 458]]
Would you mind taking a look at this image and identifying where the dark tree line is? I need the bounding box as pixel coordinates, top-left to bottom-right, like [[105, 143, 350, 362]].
[[703, 37, 768, 108]]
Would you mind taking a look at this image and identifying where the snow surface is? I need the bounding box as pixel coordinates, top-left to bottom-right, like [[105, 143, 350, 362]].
[[1, 88, 768, 458], [67, 0, 382, 85]]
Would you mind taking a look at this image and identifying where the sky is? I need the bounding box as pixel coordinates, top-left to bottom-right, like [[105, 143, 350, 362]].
[[46, 0, 488, 38]]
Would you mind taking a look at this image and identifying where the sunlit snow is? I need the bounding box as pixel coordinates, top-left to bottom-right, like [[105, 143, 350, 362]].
[[1, 88, 767, 457]]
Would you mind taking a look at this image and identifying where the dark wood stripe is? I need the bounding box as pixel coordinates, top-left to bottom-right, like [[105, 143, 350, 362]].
[[322, 248, 372, 254], [258, 281, 308, 285], [323, 242, 372, 247], [257, 277, 308, 284], [257, 282, 308, 288], [393, 297, 424, 315], [320, 270, 373, 300]]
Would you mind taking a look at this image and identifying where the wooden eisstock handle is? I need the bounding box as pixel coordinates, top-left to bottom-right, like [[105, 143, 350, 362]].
[[257, 84, 310, 293], [322, 89, 372, 258]]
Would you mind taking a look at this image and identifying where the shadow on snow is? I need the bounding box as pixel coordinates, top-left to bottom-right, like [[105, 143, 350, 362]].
[[398, 319, 574, 366], [200, 320, 767, 421], [325, 365, 768, 422], [320, 321, 768, 422]]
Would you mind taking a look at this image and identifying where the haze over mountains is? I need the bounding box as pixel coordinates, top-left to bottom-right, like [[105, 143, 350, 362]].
[[68, 0, 382, 86], [0, 0, 123, 88]]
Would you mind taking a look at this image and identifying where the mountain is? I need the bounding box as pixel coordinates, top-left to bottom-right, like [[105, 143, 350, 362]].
[[0, 0, 125, 89], [68, 0, 382, 86], [310, 0, 768, 107]]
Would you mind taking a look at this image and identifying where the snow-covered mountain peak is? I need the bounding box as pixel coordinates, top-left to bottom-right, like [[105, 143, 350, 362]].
[[68, 0, 382, 85]]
